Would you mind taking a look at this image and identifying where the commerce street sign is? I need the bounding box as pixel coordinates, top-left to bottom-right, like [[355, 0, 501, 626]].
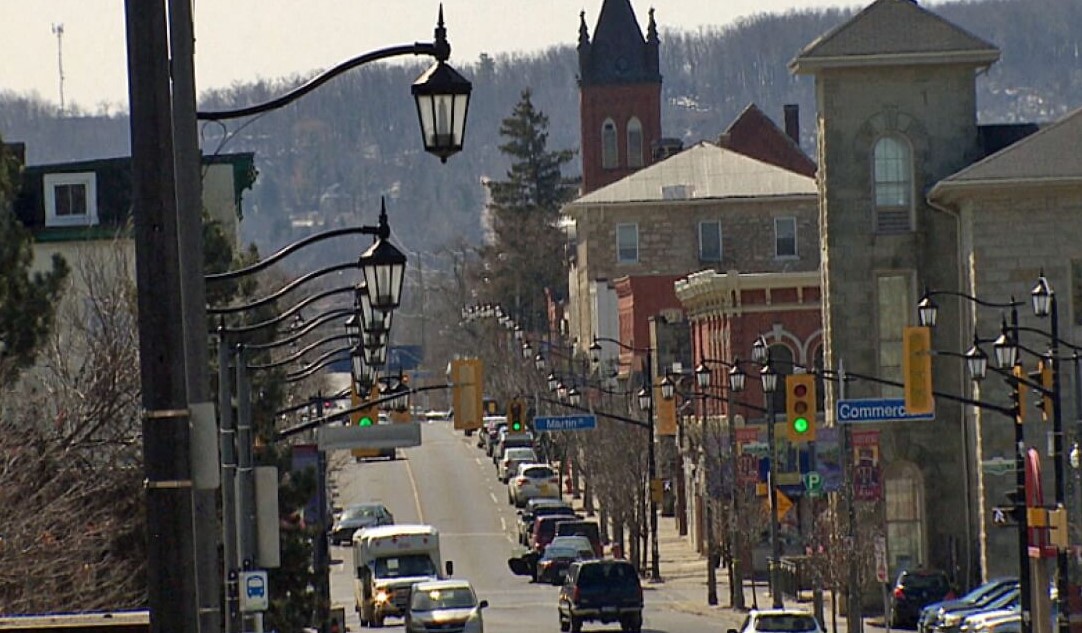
[[837, 398, 935, 424], [533, 414, 597, 432]]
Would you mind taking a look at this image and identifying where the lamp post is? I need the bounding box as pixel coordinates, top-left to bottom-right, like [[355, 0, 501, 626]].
[[758, 357, 784, 609], [591, 337, 660, 581]]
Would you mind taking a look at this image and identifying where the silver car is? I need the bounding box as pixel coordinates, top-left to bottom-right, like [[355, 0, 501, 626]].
[[498, 447, 538, 482], [405, 579, 488, 633]]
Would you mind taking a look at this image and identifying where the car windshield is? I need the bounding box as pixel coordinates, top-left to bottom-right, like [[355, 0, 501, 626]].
[[506, 448, 535, 459], [754, 614, 820, 632], [902, 572, 949, 591], [343, 506, 381, 519], [410, 586, 476, 611], [524, 466, 554, 479], [543, 547, 580, 560], [372, 554, 437, 579]]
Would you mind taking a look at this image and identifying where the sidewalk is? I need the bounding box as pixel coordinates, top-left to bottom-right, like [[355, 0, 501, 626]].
[[565, 494, 873, 633]]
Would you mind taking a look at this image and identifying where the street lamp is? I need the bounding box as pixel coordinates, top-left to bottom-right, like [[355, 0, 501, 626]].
[[964, 335, 989, 380], [568, 387, 582, 407], [358, 202, 407, 313], [660, 375, 676, 400]]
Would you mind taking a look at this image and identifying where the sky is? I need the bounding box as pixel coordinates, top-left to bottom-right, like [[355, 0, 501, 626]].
[[1, 0, 861, 113]]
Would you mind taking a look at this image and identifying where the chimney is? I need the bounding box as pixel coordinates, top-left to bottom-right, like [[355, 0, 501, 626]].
[[784, 104, 800, 145]]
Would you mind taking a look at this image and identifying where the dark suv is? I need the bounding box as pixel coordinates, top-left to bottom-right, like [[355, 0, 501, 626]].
[[890, 568, 955, 629], [558, 559, 643, 633]]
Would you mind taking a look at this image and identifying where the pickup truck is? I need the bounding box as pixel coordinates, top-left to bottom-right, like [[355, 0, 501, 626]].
[[558, 559, 643, 633]]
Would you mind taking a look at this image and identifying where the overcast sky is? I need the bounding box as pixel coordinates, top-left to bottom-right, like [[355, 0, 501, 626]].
[[1, 1, 864, 112]]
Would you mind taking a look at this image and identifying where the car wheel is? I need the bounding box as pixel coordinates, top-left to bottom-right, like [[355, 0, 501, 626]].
[[623, 612, 642, 633], [570, 615, 583, 633], [560, 614, 570, 633]]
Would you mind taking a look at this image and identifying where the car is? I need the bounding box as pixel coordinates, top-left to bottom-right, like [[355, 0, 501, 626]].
[[918, 578, 1018, 633], [558, 559, 643, 633], [508, 462, 560, 507], [554, 519, 604, 557], [890, 568, 955, 629], [936, 588, 1019, 633], [498, 447, 538, 483], [493, 430, 535, 464], [531, 513, 581, 554], [482, 418, 508, 454], [727, 609, 824, 633], [962, 612, 1020, 633], [517, 499, 577, 545], [404, 579, 488, 633], [329, 502, 394, 546], [536, 540, 597, 585]]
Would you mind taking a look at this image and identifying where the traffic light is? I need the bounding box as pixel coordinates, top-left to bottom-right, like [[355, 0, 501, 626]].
[[351, 384, 378, 426], [451, 358, 483, 431], [785, 373, 816, 442], [1036, 359, 1053, 422], [1011, 364, 1028, 424], [903, 326, 934, 415], [508, 398, 525, 432]]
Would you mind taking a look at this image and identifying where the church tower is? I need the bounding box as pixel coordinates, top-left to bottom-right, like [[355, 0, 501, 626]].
[[577, 1, 662, 195]]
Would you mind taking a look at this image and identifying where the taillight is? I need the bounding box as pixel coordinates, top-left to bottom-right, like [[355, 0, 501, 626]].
[[572, 587, 581, 602], [516, 478, 526, 487], [893, 586, 905, 600], [945, 590, 957, 600]]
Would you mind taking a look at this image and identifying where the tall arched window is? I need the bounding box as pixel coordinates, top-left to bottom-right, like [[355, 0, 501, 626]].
[[626, 117, 644, 168], [601, 119, 618, 169], [884, 461, 925, 575], [873, 136, 913, 233]]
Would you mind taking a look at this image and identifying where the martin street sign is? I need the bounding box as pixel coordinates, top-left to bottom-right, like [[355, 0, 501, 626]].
[[837, 398, 935, 424], [533, 414, 597, 432]]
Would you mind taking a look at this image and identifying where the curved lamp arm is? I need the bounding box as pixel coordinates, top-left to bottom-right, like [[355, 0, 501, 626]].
[[216, 286, 356, 336], [208, 261, 357, 315]]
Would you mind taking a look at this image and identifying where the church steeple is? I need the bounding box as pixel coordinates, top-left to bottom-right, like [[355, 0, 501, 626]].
[[576, 1, 663, 195], [577, 0, 662, 86]]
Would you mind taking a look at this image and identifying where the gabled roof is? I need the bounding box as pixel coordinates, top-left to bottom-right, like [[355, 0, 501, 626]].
[[930, 106, 1082, 201], [567, 142, 817, 207], [719, 104, 817, 178], [789, 0, 999, 74]]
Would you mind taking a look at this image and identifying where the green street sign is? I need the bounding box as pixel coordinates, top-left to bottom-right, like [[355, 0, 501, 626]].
[[803, 470, 823, 494]]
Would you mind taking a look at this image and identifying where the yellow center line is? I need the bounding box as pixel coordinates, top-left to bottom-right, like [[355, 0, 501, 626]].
[[404, 455, 425, 523]]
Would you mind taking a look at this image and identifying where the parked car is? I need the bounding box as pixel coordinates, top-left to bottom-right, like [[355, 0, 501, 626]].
[[508, 463, 560, 507], [531, 513, 581, 554], [536, 540, 597, 585], [329, 502, 394, 546], [918, 578, 1018, 633], [517, 499, 577, 545], [936, 588, 1019, 633], [961, 612, 1020, 633], [494, 431, 535, 465], [479, 417, 507, 451], [554, 519, 604, 557], [727, 609, 824, 633], [558, 559, 643, 633], [890, 569, 955, 629], [404, 579, 488, 633], [499, 447, 538, 483]]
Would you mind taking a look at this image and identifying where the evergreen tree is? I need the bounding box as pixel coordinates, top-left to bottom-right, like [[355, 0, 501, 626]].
[[481, 89, 577, 332], [0, 137, 69, 387]]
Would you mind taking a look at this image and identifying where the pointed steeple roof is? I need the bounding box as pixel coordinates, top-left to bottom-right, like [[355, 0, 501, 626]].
[[579, 0, 661, 86], [790, 0, 998, 74]]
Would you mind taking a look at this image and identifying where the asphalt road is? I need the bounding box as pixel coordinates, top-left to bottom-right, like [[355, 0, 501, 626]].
[[326, 419, 728, 633]]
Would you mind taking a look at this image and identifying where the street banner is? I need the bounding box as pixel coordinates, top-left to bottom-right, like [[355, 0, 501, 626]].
[[852, 429, 882, 501]]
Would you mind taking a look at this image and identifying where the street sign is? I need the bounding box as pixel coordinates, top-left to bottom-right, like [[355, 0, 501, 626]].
[[775, 489, 794, 520], [982, 456, 1016, 476], [240, 570, 269, 612], [533, 414, 597, 432], [736, 453, 759, 485], [803, 470, 823, 494], [837, 398, 935, 424], [992, 506, 1017, 527], [316, 422, 422, 451], [874, 536, 888, 583]]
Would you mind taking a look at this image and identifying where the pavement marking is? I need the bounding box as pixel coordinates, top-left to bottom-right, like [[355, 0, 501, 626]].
[[500, 517, 506, 532], [476, 457, 484, 466], [404, 455, 425, 523], [489, 492, 499, 505]]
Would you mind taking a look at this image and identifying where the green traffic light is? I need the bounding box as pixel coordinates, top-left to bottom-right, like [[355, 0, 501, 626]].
[[359, 416, 374, 427], [793, 417, 809, 434], [512, 422, 522, 431]]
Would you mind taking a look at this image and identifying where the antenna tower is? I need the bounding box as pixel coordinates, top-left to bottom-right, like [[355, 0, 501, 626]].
[[51, 23, 65, 115]]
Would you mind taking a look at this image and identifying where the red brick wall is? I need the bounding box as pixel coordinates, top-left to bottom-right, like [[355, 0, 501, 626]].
[[580, 83, 662, 195], [613, 275, 683, 373]]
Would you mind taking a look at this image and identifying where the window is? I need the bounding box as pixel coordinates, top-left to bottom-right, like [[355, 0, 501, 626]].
[[885, 462, 925, 574], [877, 273, 912, 397], [698, 221, 722, 262], [627, 117, 644, 168], [774, 217, 797, 258], [601, 119, 618, 169], [616, 224, 638, 263], [44, 172, 98, 227], [873, 136, 913, 233]]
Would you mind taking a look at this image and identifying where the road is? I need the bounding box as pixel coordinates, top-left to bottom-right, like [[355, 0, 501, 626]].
[[326, 419, 730, 633]]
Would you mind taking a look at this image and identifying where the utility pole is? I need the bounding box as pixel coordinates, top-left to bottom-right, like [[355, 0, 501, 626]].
[[124, 1, 198, 630], [51, 23, 65, 115], [839, 360, 862, 633]]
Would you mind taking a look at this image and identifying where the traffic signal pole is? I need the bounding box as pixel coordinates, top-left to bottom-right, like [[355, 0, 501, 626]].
[[766, 392, 783, 608], [1009, 307, 1033, 633]]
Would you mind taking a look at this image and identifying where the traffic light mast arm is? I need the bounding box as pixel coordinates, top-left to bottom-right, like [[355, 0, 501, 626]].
[[276, 383, 453, 439]]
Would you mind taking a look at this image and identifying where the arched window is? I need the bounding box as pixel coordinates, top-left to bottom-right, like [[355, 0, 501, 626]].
[[626, 117, 644, 168], [601, 119, 618, 169], [873, 136, 913, 233], [884, 461, 925, 575]]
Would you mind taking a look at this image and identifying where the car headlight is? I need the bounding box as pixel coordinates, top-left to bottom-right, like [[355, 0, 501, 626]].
[[942, 614, 963, 626], [375, 590, 391, 604]]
